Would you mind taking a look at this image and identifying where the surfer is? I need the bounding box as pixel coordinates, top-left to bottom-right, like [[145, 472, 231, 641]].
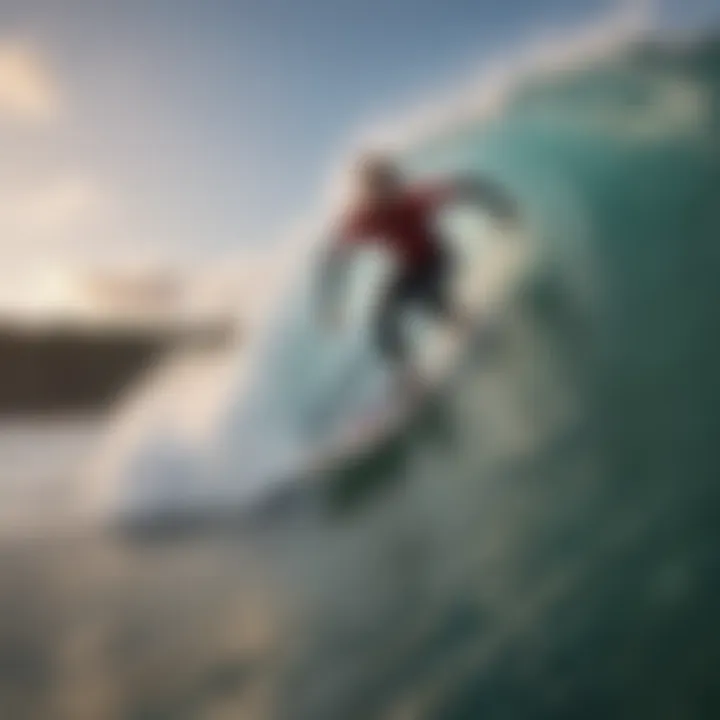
[[319, 153, 518, 395]]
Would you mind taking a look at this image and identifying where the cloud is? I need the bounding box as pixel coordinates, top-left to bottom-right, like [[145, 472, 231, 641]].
[[16, 176, 104, 233], [0, 174, 111, 262], [0, 39, 62, 125]]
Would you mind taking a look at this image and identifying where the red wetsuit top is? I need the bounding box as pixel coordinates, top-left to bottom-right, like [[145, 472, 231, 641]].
[[339, 182, 457, 270]]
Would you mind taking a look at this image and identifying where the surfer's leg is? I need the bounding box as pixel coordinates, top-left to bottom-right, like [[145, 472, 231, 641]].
[[418, 250, 470, 329], [374, 274, 424, 397], [374, 274, 409, 364]]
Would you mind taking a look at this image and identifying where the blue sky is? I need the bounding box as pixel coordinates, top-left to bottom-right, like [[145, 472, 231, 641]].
[[0, 0, 715, 270]]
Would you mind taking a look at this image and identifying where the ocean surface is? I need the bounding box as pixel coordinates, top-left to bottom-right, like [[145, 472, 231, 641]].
[[1, 32, 720, 719]]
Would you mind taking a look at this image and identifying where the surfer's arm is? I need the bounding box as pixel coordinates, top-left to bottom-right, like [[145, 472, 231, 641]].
[[318, 209, 372, 328]]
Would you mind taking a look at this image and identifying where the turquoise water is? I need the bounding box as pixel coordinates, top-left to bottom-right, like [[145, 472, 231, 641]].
[[1, 34, 720, 719]]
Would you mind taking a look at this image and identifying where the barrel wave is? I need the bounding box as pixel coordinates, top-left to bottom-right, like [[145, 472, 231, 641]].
[[224, 34, 720, 719]]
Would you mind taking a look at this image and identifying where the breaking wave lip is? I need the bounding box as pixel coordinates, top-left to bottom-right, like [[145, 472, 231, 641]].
[[321, 0, 654, 207], [93, 3, 662, 528]]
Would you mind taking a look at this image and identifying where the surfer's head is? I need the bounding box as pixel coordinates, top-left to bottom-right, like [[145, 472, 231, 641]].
[[354, 153, 403, 204]]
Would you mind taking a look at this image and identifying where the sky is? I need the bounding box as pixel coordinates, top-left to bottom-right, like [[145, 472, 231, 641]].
[[0, 0, 716, 275]]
